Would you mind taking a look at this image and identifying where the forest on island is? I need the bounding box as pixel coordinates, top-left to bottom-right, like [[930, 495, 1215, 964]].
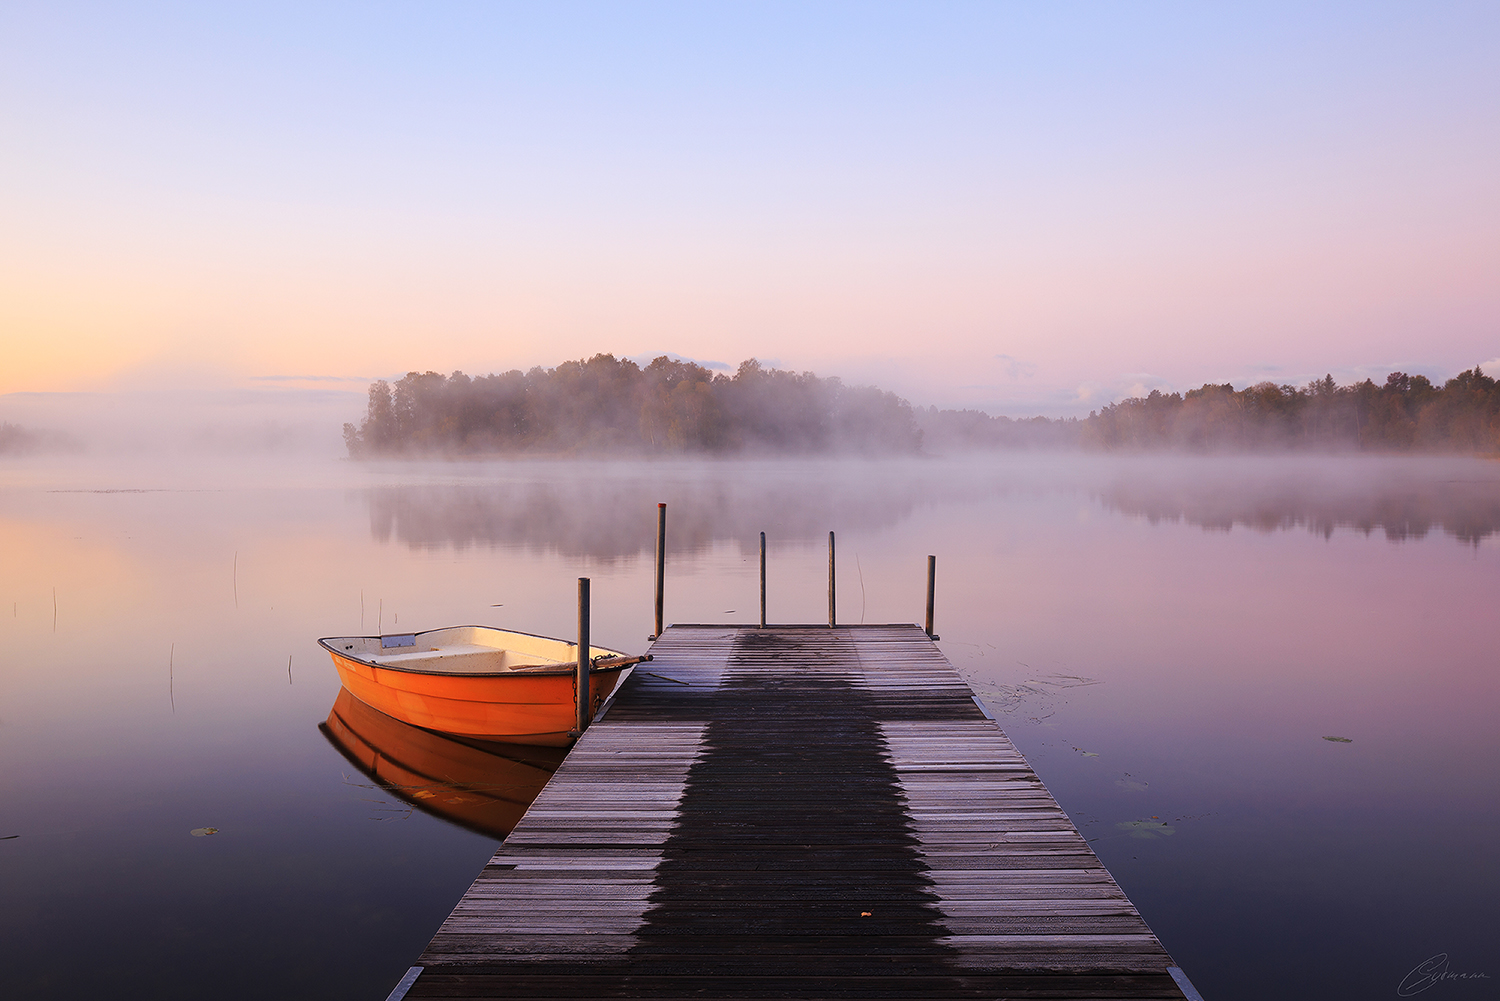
[[343, 355, 921, 457], [341, 356, 1500, 457]]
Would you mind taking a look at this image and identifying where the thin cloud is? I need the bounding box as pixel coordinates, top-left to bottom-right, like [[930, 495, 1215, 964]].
[[1115, 373, 1174, 400], [994, 354, 1038, 380], [250, 375, 373, 384], [626, 352, 731, 371]]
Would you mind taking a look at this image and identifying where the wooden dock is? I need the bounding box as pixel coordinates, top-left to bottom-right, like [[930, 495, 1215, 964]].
[[397, 625, 1199, 1000]]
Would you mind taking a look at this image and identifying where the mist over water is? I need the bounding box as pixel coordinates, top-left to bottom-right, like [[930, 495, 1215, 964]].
[[1, 450, 1496, 1000], [0, 384, 361, 458], [1090, 456, 1500, 544], [365, 461, 938, 559], [364, 454, 1500, 555]]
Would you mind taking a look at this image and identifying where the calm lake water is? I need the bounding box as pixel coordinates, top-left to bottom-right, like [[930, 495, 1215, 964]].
[[2, 453, 1496, 999]]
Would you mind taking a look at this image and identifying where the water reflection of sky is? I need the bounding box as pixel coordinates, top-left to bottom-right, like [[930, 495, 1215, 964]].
[[1, 454, 1497, 1000]]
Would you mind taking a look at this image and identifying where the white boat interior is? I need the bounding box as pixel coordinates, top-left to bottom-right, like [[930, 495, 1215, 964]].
[[322, 625, 619, 676]]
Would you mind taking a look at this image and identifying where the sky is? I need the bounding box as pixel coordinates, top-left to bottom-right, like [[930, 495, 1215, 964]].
[[2, 1, 1498, 417]]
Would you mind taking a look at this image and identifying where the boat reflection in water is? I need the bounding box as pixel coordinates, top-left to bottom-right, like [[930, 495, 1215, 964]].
[[320, 687, 567, 839]]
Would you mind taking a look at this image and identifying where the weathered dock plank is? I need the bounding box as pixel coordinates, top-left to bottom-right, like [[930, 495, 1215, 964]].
[[403, 625, 1193, 1000]]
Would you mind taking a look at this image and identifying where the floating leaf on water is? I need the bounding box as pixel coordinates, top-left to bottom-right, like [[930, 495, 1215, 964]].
[[1322, 736, 1353, 743], [1117, 819, 1176, 839], [1116, 776, 1149, 792], [189, 827, 219, 837]]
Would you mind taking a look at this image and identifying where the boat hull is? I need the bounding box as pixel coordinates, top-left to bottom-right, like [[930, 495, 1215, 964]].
[[319, 626, 629, 746]]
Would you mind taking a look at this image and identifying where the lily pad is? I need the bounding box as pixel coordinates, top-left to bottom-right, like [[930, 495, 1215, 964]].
[[189, 827, 219, 837]]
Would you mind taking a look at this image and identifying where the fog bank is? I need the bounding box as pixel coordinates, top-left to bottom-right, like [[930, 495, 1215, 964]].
[[0, 386, 361, 458]]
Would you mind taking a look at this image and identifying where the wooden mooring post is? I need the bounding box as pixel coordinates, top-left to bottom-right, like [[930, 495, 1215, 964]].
[[574, 577, 590, 736], [827, 530, 836, 627], [925, 554, 938, 639], [651, 503, 666, 639], [758, 531, 767, 628]]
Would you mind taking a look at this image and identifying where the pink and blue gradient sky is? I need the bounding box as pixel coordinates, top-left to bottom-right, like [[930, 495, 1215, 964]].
[[2, 2, 1497, 416]]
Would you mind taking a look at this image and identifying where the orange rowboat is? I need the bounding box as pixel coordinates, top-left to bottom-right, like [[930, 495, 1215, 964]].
[[317, 625, 642, 747]]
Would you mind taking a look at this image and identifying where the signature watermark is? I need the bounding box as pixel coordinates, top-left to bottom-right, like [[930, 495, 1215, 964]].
[[1398, 954, 1491, 996]]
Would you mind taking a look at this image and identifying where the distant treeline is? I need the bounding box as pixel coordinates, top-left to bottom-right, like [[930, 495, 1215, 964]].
[[0, 422, 34, 453], [1081, 369, 1500, 451], [343, 356, 921, 456], [343, 358, 1500, 457], [0, 422, 78, 456], [915, 409, 1082, 451], [910, 369, 1500, 453]]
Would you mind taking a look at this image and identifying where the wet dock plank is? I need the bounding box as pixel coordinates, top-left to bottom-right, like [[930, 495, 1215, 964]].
[[404, 625, 1191, 1000]]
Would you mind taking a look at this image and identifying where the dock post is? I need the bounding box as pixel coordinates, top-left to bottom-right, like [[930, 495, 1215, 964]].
[[828, 531, 836, 627], [576, 577, 591, 735], [652, 503, 666, 639], [925, 555, 938, 639], [759, 531, 767, 628]]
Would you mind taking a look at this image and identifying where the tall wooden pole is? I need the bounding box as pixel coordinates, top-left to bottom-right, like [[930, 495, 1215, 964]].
[[828, 531, 836, 628], [652, 503, 666, 639], [576, 577, 591, 735], [925, 555, 937, 639], [759, 531, 767, 628]]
